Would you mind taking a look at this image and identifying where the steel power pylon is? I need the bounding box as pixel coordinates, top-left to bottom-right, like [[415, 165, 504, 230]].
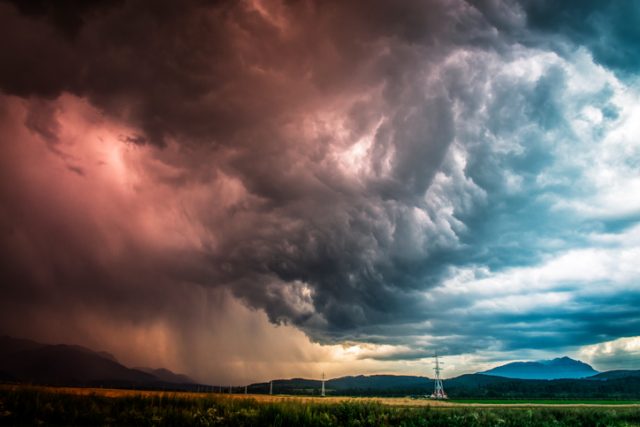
[[430, 353, 448, 399], [321, 372, 325, 397]]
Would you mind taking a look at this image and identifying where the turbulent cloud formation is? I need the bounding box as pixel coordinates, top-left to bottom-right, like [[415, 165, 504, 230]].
[[1, 0, 639, 381]]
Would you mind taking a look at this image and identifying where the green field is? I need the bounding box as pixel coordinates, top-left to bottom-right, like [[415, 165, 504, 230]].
[[449, 398, 640, 405], [1, 386, 639, 426]]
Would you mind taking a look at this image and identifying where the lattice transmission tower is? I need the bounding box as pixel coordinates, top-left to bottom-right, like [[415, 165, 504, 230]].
[[430, 353, 448, 399]]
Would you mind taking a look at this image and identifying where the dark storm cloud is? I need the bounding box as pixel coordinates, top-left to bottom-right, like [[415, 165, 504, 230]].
[[0, 0, 500, 146], [521, 0, 640, 74], [1, 0, 639, 374], [4, 0, 499, 329], [4, 0, 119, 38], [472, 0, 640, 77], [0, 0, 503, 343]]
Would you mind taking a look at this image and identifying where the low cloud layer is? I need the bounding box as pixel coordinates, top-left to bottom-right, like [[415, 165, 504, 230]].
[[1, 0, 639, 382]]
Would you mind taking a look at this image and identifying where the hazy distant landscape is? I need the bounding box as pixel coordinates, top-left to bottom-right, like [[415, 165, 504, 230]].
[[2, 336, 639, 401]]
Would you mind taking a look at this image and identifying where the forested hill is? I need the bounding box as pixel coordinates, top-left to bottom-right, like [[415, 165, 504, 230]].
[[249, 373, 640, 399]]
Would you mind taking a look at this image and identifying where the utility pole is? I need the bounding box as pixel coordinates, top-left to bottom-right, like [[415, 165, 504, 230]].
[[321, 372, 326, 397], [269, 380, 273, 395]]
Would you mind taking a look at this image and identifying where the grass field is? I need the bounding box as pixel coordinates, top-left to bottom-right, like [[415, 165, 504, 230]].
[[1, 385, 639, 426], [448, 398, 640, 406]]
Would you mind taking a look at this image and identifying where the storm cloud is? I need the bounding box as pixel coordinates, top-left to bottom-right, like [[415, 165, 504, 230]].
[[1, 0, 639, 381]]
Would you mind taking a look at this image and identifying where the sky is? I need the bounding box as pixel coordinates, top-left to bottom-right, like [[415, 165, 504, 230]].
[[1, 0, 639, 384]]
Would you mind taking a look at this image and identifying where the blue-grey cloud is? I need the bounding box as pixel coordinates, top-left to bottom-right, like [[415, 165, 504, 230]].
[[521, 0, 640, 75]]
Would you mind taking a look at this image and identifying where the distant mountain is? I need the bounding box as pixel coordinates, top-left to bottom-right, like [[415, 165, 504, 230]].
[[0, 342, 156, 385], [480, 356, 599, 380], [0, 336, 44, 355], [0, 336, 198, 388], [136, 367, 194, 384]]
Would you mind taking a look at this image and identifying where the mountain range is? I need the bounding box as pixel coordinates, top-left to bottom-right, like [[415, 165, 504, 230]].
[[247, 357, 640, 398], [248, 370, 640, 398], [479, 356, 600, 380], [1, 336, 639, 398], [0, 336, 195, 388], [251, 370, 640, 398]]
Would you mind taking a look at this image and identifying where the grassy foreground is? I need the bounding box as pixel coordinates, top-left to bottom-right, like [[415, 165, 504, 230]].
[[0, 386, 639, 426]]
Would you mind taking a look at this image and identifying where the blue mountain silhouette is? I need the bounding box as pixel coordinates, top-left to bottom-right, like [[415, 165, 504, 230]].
[[480, 356, 599, 380]]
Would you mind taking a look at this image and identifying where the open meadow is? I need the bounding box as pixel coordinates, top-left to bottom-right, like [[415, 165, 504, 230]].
[[1, 385, 639, 426]]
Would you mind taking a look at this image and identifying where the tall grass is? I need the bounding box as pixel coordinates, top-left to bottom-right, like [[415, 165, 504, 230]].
[[1, 387, 639, 426]]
